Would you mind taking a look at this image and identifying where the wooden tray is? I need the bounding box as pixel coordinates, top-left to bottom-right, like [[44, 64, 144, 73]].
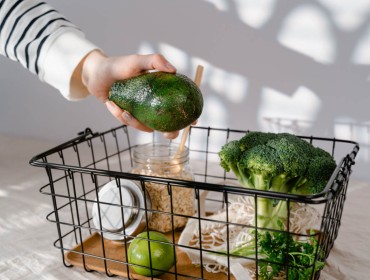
[[65, 231, 235, 280]]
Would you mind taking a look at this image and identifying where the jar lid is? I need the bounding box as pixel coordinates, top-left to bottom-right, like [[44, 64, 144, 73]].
[[92, 179, 152, 240]]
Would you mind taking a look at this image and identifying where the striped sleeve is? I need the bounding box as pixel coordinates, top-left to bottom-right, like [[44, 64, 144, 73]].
[[0, 0, 99, 100]]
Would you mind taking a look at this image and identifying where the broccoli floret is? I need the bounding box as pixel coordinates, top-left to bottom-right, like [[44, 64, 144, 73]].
[[267, 135, 315, 195], [239, 145, 284, 190], [294, 154, 336, 195], [218, 140, 247, 187], [219, 140, 240, 172], [218, 131, 337, 230], [239, 131, 278, 152]]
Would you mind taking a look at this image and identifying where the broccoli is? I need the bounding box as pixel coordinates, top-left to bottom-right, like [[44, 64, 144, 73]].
[[218, 140, 244, 183], [219, 132, 336, 230]]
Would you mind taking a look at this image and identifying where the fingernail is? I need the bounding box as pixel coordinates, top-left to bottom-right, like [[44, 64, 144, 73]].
[[121, 111, 133, 123], [106, 101, 116, 110]]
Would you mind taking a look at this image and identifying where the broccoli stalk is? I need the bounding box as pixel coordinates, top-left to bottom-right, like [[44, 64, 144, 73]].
[[219, 132, 336, 231]]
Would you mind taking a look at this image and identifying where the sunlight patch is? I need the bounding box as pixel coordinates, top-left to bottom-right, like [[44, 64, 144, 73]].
[[318, 0, 370, 31], [259, 86, 321, 133], [159, 43, 189, 72], [202, 0, 229, 11], [0, 189, 8, 197], [234, 0, 276, 28], [278, 5, 335, 64], [352, 25, 370, 65], [137, 41, 156, 55]]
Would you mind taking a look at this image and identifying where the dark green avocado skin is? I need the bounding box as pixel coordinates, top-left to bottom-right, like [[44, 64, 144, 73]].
[[109, 72, 203, 132]]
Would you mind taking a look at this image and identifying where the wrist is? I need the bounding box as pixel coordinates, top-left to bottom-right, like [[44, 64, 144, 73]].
[[81, 50, 107, 88], [41, 29, 99, 100]]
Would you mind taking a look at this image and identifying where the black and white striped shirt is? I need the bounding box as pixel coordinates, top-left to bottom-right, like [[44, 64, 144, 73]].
[[0, 0, 98, 100]]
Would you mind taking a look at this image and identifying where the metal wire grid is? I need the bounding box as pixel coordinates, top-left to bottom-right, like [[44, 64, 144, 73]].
[[29, 125, 359, 280]]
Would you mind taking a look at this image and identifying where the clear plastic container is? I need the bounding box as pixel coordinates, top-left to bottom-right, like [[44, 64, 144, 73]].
[[131, 142, 194, 232]]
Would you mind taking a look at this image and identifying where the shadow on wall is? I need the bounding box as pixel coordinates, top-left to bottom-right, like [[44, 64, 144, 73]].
[[39, 0, 370, 179], [97, 0, 370, 178], [108, 1, 366, 127]]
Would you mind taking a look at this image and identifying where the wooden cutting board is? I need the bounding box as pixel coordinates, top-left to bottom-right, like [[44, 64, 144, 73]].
[[65, 231, 235, 280]]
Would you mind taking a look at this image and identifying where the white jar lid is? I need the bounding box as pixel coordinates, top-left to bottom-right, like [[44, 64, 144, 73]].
[[92, 179, 151, 240]]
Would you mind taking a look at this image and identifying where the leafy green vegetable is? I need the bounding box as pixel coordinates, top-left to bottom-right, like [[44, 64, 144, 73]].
[[215, 228, 325, 280]]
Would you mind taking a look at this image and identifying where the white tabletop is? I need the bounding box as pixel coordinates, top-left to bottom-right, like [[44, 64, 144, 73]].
[[0, 135, 369, 280]]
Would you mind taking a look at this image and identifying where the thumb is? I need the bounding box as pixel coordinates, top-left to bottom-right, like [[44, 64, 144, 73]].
[[138, 54, 176, 73]]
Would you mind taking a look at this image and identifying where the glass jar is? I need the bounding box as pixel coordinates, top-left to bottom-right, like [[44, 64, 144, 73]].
[[131, 142, 194, 233]]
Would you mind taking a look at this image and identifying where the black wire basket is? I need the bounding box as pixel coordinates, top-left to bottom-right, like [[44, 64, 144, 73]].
[[29, 125, 359, 280]]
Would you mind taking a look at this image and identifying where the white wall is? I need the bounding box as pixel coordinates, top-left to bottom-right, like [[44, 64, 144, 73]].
[[1, 0, 369, 180]]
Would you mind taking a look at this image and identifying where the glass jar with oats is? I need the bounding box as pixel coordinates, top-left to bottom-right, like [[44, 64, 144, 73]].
[[131, 142, 195, 233]]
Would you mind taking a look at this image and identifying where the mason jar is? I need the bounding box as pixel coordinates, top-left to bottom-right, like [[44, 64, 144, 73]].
[[131, 142, 195, 233]]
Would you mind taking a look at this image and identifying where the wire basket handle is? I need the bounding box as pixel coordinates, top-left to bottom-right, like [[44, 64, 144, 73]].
[[29, 127, 99, 166]]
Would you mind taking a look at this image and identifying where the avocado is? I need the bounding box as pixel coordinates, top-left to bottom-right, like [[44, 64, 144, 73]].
[[109, 72, 203, 132]]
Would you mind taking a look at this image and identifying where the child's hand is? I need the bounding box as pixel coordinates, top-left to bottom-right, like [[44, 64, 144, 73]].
[[80, 50, 179, 139]]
